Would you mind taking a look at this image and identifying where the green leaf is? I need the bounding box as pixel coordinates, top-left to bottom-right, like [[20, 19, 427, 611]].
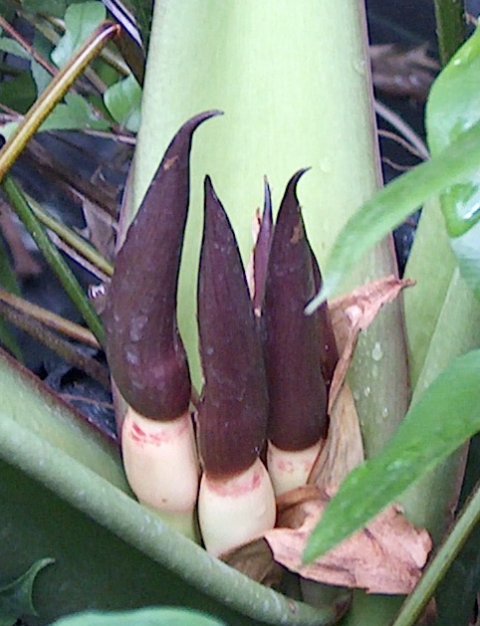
[[51, 607, 226, 626], [307, 120, 480, 311], [0, 72, 37, 114], [41, 93, 110, 132], [0, 37, 30, 59], [304, 349, 480, 562], [51, 1, 106, 68], [0, 558, 54, 626], [426, 26, 480, 298], [103, 75, 142, 132]]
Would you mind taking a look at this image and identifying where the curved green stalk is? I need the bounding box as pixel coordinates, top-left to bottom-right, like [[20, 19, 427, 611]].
[[2, 176, 105, 344], [0, 22, 120, 182], [393, 481, 480, 626]]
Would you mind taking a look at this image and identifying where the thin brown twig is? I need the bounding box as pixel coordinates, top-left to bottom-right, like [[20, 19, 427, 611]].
[[381, 156, 415, 173], [378, 128, 427, 161], [0, 300, 109, 387], [374, 99, 430, 160], [0, 15, 59, 77], [0, 287, 99, 348]]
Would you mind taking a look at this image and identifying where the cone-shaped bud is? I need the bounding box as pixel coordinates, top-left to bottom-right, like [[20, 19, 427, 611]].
[[197, 177, 275, 554], [264, 170, 328, 453], [105, 111, 221, 419], [253, 177, 274, 315], [309, 243, 339, 387], [197, 176, 269, 478]]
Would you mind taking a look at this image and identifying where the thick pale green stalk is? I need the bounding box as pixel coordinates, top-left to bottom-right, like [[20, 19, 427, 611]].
[[134, 2, 408, 623], [134, 0, 408, 451]]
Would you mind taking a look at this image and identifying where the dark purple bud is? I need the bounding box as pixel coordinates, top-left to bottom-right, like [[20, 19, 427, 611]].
[[308, 243, 339, 387], [253, 177, 274, 314], [105, 111, 221, 419], [197, 176, 268, 478], [264, 170, 327, 451]]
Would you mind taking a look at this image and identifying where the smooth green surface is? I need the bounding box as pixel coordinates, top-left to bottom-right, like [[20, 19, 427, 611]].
[[0, 559, 53, 626], [305, 350, 480, 562], [52, 608, 226, 626]]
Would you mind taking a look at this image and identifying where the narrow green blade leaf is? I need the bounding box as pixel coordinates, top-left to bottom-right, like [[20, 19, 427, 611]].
[[307, 121, 480, 311], [304, 349, 480, 562], [426, 26, 480, 298], [0, 558, 54, 626], [51, 607, 226, 626]]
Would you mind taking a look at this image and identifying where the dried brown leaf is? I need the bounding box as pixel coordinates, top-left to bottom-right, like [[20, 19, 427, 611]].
[[265, 489, 432, 594], [308, 383, 364, 487], [328, 276, 414, 409]]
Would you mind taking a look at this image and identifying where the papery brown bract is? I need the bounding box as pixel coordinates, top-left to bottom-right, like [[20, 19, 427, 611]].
[[197, 176, 269, 478], [105, 111, 221, 419], [263, 170, 327, 451]]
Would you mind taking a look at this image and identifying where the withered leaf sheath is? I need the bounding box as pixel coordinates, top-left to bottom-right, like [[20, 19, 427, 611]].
[[309, 242, 339, 387], [253, 177, 274, 314], [264, 170, 327, 451], [105, 111, 221, 419], [198, 176, 269, 478]]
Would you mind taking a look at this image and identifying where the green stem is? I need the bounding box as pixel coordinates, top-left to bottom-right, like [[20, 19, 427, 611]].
[[434, 0, 466, 65], [2, 176, 105, 345], [392, 480, 480, 626]]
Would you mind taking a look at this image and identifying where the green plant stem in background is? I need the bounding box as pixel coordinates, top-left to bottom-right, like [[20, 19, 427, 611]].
[[393, 481, 480, 626], [0, 21, 120, 182], [434, 0, 466, 65], [2, 176, 105, 344], [28, 197, 114, 277]]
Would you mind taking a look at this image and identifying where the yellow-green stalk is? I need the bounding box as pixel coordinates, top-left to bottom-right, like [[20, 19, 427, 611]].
[[197, 176, 275, 556]]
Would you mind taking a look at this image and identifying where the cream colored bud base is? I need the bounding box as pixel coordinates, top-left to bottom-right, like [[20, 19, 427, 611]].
[[267, 439, 323, 497], [198, 458, 276, 557], [122, 408, 199, 540]]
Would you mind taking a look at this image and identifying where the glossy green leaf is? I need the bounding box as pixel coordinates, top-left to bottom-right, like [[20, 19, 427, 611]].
[[307, 120, 480, 311], [0, 558, 54, 626], [51, 607, 226, 626], [103, 75, 142, 131], [426, 26, 480, 298], [304, 350, 480, 562], [51, 1, 106, 68]]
